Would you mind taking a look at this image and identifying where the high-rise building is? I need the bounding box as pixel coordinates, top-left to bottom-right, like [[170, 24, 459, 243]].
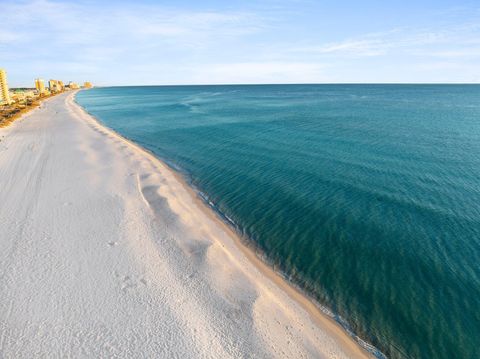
[[49, 79, 58, 92], [48, 79, 64, 93], [68, 81, 80, 89], [35, 78, 46, 94], [0, 69, 12, 105], [83, 81, 93, 89]]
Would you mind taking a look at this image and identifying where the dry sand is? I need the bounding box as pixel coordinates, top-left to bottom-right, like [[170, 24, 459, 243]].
[[0, 91, 372, 358]]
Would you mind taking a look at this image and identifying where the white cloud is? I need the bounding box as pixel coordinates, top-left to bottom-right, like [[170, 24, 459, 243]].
[[0, 1, 262, 45], [306, 39, 390, 57]]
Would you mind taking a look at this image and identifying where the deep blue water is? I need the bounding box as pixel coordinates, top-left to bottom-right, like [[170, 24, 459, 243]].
[[76, 85, 480, 359]]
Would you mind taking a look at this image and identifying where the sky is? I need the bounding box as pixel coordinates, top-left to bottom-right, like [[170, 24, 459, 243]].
[[1, 0, 480, 87]]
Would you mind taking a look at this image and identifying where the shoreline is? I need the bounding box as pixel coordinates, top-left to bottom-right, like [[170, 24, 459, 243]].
[[72, 91, 377, 358], [0, 90, 374, 358]]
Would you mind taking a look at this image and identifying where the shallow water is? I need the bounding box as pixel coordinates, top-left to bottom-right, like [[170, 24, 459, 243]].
[[77, 84, 480, 359]]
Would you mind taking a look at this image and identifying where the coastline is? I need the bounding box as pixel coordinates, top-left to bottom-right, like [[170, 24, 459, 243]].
[[72, 91, 377, 358], [0, 90, 373, 358]]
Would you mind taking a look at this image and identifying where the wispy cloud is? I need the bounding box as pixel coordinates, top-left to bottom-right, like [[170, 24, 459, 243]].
[[425, 49, 480, 58], [0, 0, 271, 84], [290, 24, 480, 59], [1, 0, 480, 85], [0, 0, 264, 56], [0, 1, 263, 43]]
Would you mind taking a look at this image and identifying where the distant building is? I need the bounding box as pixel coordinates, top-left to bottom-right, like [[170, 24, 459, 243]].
[[49, 79, 58, 92], [83, 81, 93, 89], [0, 69, 12, 105], [35, 78, 46, 94], [68, 81, 80, 89], [48, 79, 64, 93]]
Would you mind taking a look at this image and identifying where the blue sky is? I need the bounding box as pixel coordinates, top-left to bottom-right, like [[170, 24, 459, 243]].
[[1, 0, 480, 86]]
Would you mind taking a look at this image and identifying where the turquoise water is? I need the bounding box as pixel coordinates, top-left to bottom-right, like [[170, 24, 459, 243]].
[[76, 85, 480, 359]]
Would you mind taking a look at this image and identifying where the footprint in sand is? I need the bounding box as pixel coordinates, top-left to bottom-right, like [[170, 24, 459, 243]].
[[120, 275, 148, 292]]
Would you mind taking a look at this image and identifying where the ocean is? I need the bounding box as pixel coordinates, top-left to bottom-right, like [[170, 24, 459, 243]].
[[76, 84, 480, 359]]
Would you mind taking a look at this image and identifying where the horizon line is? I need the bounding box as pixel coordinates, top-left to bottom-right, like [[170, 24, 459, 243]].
[[11, 82, 480, 89]]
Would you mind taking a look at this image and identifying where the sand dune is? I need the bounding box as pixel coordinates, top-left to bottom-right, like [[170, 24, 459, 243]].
[[0, 92, 371, 358]]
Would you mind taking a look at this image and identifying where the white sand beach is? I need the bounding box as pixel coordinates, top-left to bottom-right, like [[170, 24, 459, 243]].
[[0, 91, 371, 358]]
